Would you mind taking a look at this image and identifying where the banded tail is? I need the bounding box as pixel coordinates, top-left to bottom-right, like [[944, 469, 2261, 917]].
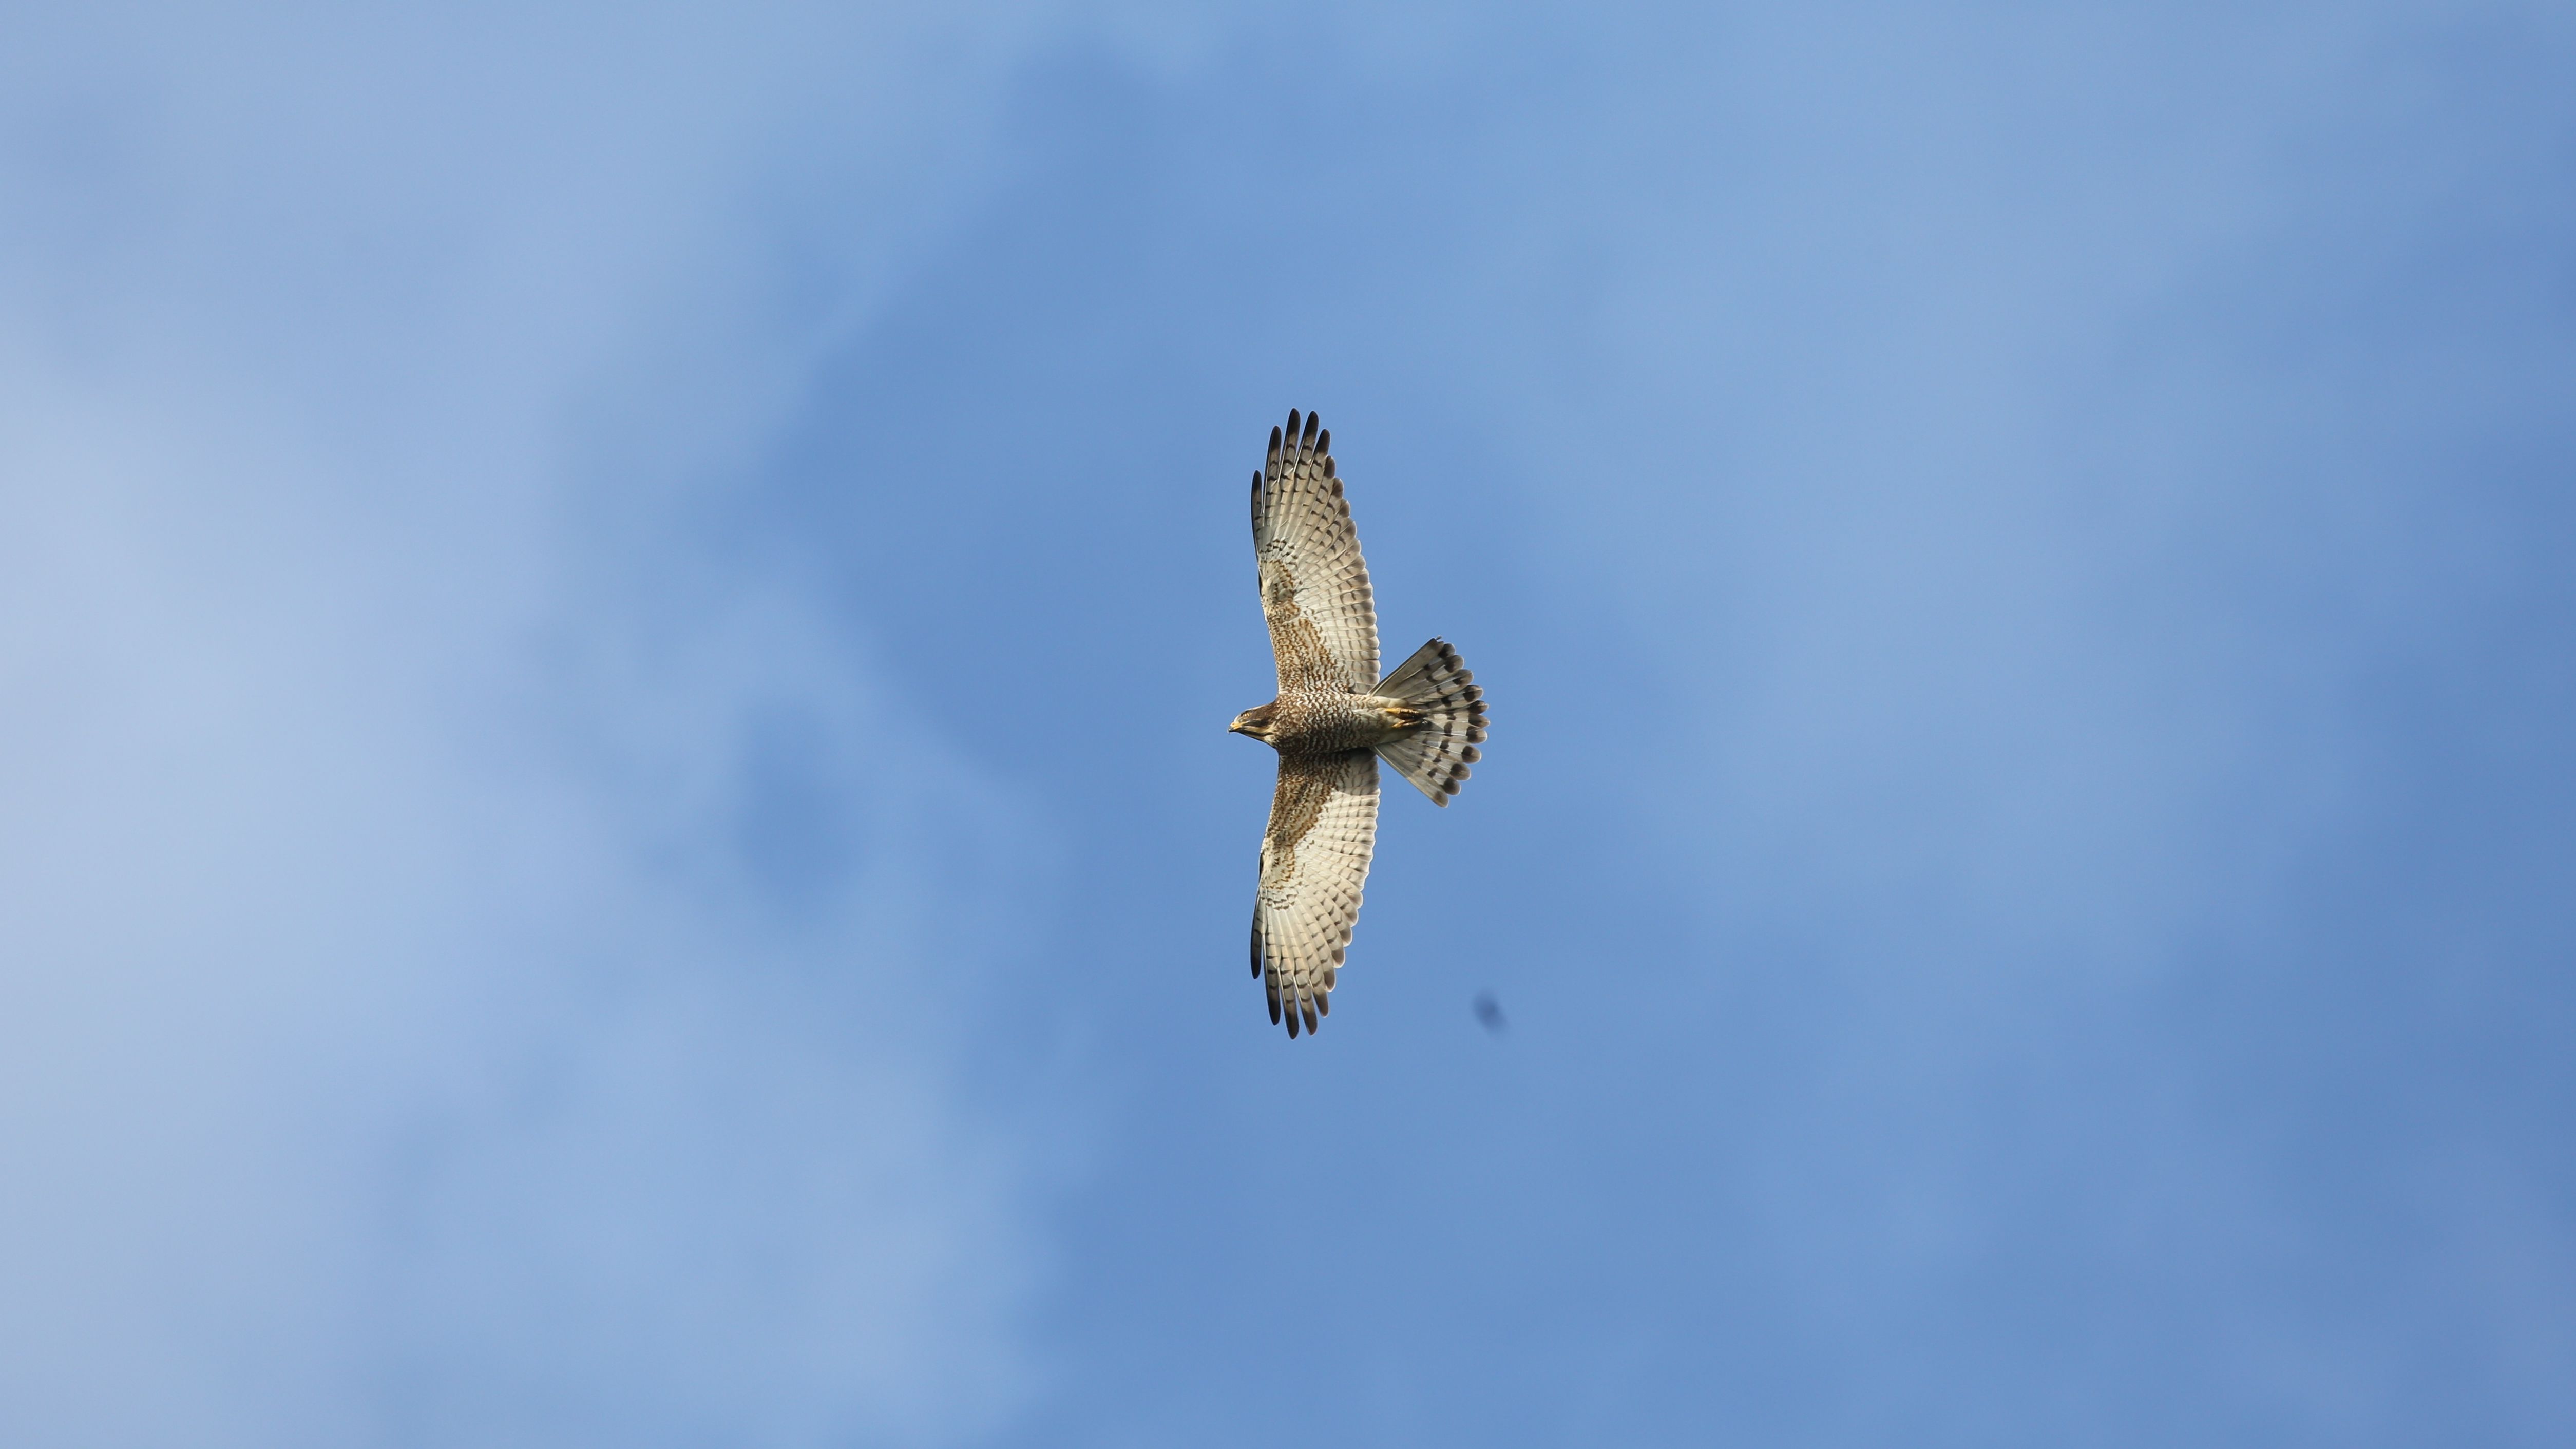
[[1373, 638, 1489, 805]]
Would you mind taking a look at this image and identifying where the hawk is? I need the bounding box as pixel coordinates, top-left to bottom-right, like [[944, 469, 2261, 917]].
[[1229, 409, 1489, 1038]]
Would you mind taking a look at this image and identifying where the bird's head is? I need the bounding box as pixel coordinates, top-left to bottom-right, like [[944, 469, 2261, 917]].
[[1228, 701, 1280, 744]]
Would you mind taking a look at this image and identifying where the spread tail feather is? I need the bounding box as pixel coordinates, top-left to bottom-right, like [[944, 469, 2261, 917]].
[[1373, 638, 1488, 806]]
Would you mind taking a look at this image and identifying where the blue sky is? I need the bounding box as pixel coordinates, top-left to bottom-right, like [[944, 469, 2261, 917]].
[[4, 3, 2571, 1445]]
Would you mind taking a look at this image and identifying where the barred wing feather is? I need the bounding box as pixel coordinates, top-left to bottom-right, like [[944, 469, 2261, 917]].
[[1250, 750, 1379, 1038], [1250, 408, 1379, 691]]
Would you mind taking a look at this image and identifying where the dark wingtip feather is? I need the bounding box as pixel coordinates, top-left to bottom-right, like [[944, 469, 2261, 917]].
[[1301, 411, 1320, 446]]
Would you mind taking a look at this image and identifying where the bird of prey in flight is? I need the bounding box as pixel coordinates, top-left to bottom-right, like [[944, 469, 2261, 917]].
[[1230, 409, 1489, 1038]]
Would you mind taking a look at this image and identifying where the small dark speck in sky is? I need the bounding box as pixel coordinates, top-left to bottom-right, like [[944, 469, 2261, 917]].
[[1473, 992, 1506, 1036]]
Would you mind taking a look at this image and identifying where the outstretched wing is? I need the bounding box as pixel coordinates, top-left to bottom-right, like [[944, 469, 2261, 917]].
[[1250, 408, 1379, 692], [1250, 749, 1379, 1038]]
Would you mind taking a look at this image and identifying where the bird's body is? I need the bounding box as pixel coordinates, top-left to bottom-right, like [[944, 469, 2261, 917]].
[[1235, 690, 1421, 757], [1229, 409, 1487, 1038]]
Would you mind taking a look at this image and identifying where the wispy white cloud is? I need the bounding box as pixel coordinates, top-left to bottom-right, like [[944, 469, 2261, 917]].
[[0, 5, 1097, 1443]]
